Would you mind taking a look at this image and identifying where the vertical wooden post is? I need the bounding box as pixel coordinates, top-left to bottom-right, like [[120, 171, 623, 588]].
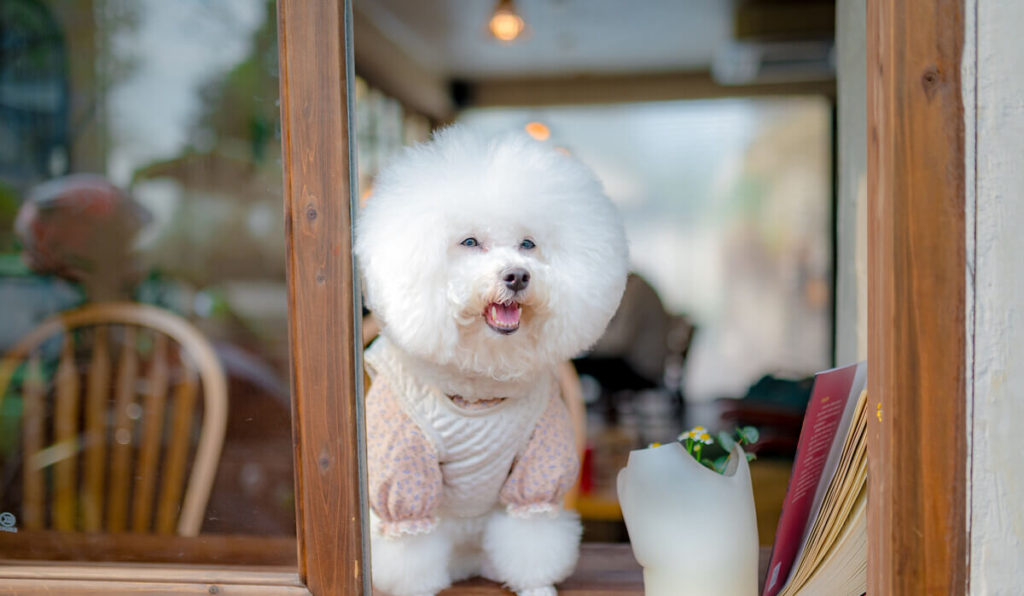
[[278, 0, 368, 594], [866, 1, 968, 593]]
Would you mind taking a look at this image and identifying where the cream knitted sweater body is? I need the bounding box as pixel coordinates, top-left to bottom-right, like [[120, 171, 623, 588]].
[[364, 336, 578, 537]]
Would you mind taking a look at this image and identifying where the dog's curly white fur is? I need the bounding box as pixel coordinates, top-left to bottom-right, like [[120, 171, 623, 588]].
[[356, 126, 628, 595]]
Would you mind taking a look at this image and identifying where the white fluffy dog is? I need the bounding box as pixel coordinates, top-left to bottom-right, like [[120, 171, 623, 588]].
[[355, 126, 628, 596]]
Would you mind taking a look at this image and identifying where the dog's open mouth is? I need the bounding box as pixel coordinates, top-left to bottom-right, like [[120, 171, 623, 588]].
[[484, 301, 521, 334]]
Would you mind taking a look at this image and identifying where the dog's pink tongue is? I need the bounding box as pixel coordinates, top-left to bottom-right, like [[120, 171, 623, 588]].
[[493, 302, 520, 326]]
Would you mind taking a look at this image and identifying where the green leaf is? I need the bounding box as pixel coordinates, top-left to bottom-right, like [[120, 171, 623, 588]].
[[738, 426, 760, 444], [718, 431, 736, 452], [745, 452, 758, 463], [713, 455, 729, 474]]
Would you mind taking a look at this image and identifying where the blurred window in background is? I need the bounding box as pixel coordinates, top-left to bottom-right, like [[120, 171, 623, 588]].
[[460, 97, 833, 405], [0, 0, 296, 565], [354, 75, 432, 202]]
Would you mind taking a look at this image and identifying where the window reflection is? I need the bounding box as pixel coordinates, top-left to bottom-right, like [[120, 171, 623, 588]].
[[354, 75, 432, 202], [0, 0, 294, 564]]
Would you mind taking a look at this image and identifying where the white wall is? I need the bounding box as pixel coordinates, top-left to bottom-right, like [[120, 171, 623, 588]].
[[964, 0, 1024, 591], [834, 0, 867, 366]]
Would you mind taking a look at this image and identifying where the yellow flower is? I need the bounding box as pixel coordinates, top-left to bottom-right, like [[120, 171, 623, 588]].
[[697, 432, 713, 445]]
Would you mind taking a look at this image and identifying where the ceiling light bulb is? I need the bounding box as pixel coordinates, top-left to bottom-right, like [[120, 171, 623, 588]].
[[489, 0, 525, 42]]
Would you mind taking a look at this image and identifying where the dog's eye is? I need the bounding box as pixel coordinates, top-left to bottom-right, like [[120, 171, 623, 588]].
[[460, 237, 479, 248], [519, 239, 536, 250]]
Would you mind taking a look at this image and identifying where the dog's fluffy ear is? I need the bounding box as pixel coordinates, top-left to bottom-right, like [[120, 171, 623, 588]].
[[355, 125, 629, 368], [354, 132, 464, 362]]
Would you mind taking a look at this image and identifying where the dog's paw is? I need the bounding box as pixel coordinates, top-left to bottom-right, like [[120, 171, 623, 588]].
[[482, 509, 581, 592], [371, 529, 452, 596]]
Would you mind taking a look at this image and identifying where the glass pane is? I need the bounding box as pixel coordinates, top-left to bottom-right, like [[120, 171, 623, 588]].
[[0, 0, 295, 566], [461, 99, 833, 404], [459, 98, 833, 538]]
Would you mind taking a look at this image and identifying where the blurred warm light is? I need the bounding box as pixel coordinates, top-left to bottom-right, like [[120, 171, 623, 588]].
[[804, 278, 830, 308], [554, 146, 571, 156], [489, 0, 525, 42], [525, 121, 550, 141]]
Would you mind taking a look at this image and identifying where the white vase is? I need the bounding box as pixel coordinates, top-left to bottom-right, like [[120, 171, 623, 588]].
[[617, 442, 759, 596]]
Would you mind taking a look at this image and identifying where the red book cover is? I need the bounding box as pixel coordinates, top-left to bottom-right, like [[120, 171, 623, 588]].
[[761, 362, 864, 596]]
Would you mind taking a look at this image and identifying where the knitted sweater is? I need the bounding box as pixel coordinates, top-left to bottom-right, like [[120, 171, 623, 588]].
[[364, 336, 579, 537]]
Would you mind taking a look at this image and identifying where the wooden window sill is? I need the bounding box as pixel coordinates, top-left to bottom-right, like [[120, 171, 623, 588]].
[[0, 544, 770, 593], [0, 531, 297, 567], [438, 544, 772, 596], [2, 541, 768, 595], [0, 544, 641, 596], [437, 543, 644, 595], [0, 561, 308, 595]]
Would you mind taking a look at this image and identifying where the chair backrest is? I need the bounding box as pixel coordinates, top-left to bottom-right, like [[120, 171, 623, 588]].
[[0, 302, 228, 536], [360, 314, 586, 508]]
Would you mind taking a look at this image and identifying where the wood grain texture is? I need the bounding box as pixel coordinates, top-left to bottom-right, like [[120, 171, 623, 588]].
[[435, 544, 766, 595], [277, 0, 368, 593], [0, 531, 297, 567], [157, 362, 198, 535], [0, 537, 758, 595], [83, 326, 111, 531], [0, 580, 309, 596], [431, 544, 644, 596], [0, 561, 299, 584], [465, 72, 835, 108], [107, 326, 138, 533], [133, 333, 169, 532], [0, 541, 646, 596], [866, 1, 968, 594], [53, 335, 81, 531], [21, 355, 45, 531]]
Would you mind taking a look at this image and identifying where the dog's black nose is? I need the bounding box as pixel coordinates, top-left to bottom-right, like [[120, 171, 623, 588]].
[[502, 267, 530, 292]]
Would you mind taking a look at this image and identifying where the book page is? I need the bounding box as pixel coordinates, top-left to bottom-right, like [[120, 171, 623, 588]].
[[784, 486, 867, 596], [761, 362, 867, 596], [792, 390, 868, 580]]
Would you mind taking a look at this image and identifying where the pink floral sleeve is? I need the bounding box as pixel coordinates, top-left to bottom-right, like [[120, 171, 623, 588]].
[[365, 377, 443, 537], [499, 393, 579, 517]]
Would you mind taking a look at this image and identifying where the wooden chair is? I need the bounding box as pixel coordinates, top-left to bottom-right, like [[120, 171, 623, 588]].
[[360, 314, 587, 509], [0, 302, 228, 536]]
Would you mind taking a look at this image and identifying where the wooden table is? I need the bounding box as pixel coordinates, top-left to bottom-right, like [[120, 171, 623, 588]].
[[2, 532, 770, 595]]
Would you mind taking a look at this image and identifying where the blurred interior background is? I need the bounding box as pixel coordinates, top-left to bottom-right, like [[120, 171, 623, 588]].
[[0, 0, 837, 561], [350, 0, 836, 544]]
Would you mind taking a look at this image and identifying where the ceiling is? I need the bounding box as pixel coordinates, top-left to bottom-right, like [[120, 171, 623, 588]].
[[354, 0, 735, 79]]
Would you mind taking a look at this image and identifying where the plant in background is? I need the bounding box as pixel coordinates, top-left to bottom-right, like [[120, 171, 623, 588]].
[[678, 425, 760, 474]]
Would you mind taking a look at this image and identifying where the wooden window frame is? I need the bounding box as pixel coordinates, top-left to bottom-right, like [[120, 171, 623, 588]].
[[0, 1, 364, 594], [0, 0, 974, 594], [866, 0, 969, 594]]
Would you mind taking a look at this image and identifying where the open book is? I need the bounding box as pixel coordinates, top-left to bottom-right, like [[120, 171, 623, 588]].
[[762, 362, 868, 596]]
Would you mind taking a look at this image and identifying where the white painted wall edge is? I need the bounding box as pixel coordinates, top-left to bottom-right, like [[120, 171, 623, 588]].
[[834, 0, 867, 366], [962, 0, 977, 589], [964, 0, 1024, 592]]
